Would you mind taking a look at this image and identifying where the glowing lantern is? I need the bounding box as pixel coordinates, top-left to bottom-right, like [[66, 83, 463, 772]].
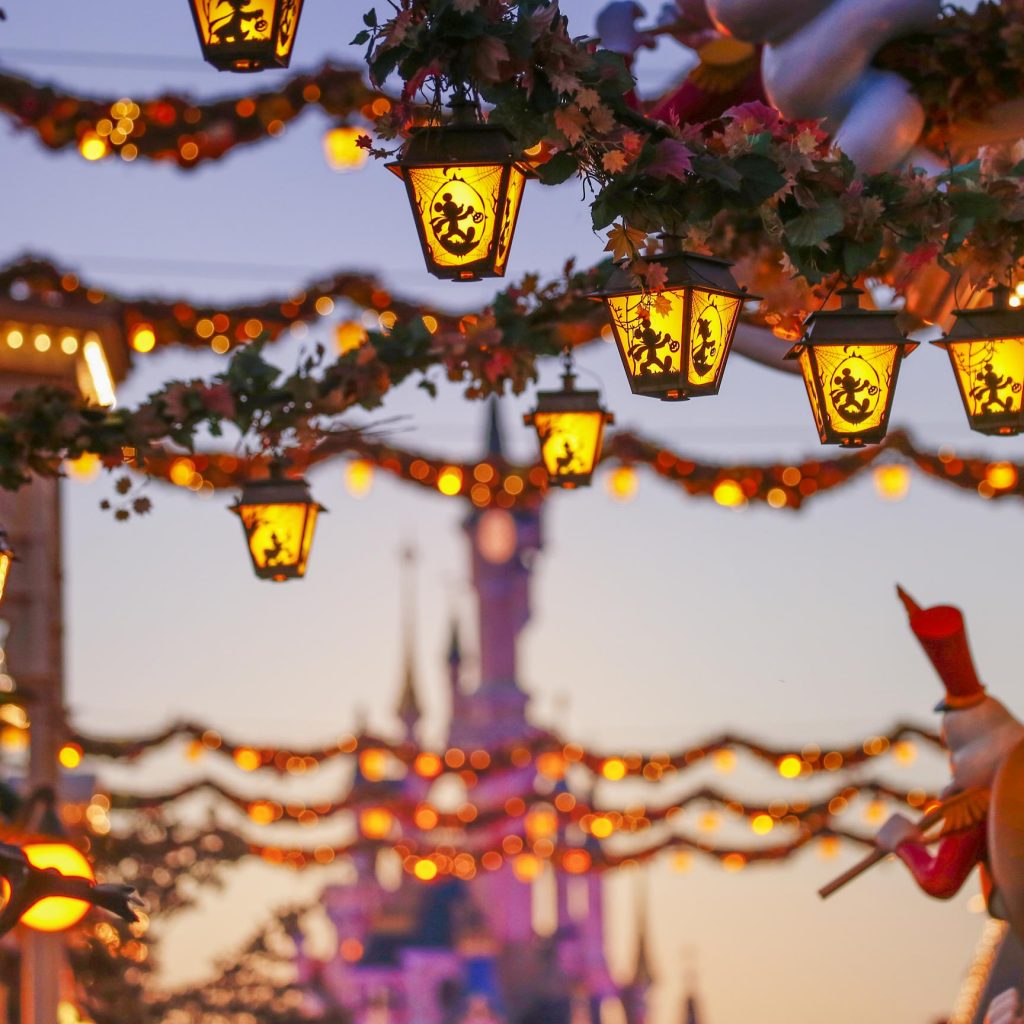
[[11, 842, 95, 932], [230, 475, 324, 581], [934, 285, 1024, 436], [593, 242, 753, 400], [323, 126, 369, 172], [188, 0, 304, 72], [387, 100, 533, 281], [0, 528, 12, 606], [523, 353, 613, 489], [786, 287, 917, 447]]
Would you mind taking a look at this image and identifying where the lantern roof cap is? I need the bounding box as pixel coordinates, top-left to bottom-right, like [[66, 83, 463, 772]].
[[789, 288, 915, 350], [594, 250, 755, 300], [939, 285, 1024, 344], [232, 473, 324, 511], [388, 120, 533, 172]]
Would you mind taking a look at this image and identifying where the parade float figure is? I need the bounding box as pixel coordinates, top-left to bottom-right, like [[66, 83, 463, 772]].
[[862, 588, 1024, 939]]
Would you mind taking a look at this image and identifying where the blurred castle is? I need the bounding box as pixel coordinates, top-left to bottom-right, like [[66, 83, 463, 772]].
[[293, 406, 688, 1024]]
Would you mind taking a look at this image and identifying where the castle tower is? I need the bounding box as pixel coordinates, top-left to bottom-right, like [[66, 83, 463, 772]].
[[451, 400, 542, 750], [460, 402, 542, 953], [396, 547, 422, 744]]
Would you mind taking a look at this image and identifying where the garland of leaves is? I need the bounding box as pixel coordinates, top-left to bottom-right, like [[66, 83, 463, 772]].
[[106, 774, 935, 837], [72, 718, 941, 778], [133, 428, 1024, 513], [0, 254, 471, 355], [0, 63, 381, 168]]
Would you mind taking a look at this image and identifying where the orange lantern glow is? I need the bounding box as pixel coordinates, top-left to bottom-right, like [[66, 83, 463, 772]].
[[323, 126, 369, 172], [13, 842, 95, 932], [594, 241, 753, 400], [188, 0, 304, 72], [523, 353, 613, 488], [0, 528, 12, 607], [935, 285, 1024, 436], [231, 475, 324, 581], [387, 100, 533, 281], [786, 287, 917, 447]]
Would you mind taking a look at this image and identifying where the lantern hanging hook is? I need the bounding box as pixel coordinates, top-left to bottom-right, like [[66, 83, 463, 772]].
[[560, 346, 577, 391]]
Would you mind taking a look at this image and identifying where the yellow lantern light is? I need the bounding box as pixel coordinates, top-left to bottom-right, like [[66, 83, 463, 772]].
[[593, 241, 754, 401], [230, 475, 325, 581], [359, 807, 395, 840], [15, 842, 95, 932], [523, 353, 614, 489], [0, 528, 12, 607], [786, 287, 917, 447], [934, 285, 1024, 436], [323, 126, 369, 172], [387, 100, 533, 281], [188, 0, 304, 72]]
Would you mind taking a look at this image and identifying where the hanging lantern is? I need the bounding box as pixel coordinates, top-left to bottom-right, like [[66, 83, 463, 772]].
[[524, 352, 614, 489], [934, 284, 1024, 436], [188, 0, 304, 72], [0, 528, 13, 607], [12, 842, 95, 932], [593, 240, 754, 401], [230, 475, 325, 581], [786, 287, 917, 447], [387, 100, 533, 282]]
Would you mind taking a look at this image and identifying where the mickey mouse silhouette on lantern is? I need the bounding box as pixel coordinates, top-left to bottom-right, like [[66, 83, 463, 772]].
[[821, 588, 1024, 946]]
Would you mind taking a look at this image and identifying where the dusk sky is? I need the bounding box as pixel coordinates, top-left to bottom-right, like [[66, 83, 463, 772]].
[[1, 1, 1013, 1020]]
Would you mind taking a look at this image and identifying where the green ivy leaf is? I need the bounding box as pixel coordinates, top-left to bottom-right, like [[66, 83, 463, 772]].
[[535, 152, 578, 186], [783, 198, 845, 248]]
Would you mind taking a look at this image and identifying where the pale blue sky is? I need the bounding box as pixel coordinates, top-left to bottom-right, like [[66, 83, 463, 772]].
[[0, 1, 1012, 1020]]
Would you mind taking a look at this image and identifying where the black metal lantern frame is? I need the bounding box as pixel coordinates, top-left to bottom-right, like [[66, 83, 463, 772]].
[[230, 475, 325, 581], [785, 288, 918, 447], [592, 244, 756, 401], [387, 102, 534, 282], [189, 0, 304, 72], [933, 284, 1024, 436], [523, 353, 614, 489]]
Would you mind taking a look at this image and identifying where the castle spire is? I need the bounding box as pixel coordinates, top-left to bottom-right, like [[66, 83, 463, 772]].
[[485, 398, 505, 460], [632, 877, 654, 988], [447, 617, 462, 690], [395, 546, 421, 741], [682, 953, 701, 1024]]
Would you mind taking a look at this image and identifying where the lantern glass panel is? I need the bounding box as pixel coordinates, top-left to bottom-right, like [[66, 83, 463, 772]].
[[797, 349, 827, 439], [946, 337, 1024, 434], [533, 410, 607, 486], [405, 164, 507, 275], [686, 289, 742, 390], [493, 166, 528, 277], [0, 550, 11, 606], [806, 343, 899, 444], [236, 499, 318, 580], [605, 290, 686, 389]]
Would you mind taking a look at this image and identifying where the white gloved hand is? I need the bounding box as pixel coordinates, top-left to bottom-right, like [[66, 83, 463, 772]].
[[985, 989, 1024, 1024], [596, 2, 654, 54], [875, 813, 924, 852]]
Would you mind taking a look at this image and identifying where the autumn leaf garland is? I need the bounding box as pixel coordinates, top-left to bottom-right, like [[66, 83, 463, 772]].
[[357, 0, 1024, 293]]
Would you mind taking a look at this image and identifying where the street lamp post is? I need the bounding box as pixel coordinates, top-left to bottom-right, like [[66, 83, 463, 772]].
[[0, 294, 128, 1024]]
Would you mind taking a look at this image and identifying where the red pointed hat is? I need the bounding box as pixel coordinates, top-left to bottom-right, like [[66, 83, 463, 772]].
[[897, 586, 986, 711]]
